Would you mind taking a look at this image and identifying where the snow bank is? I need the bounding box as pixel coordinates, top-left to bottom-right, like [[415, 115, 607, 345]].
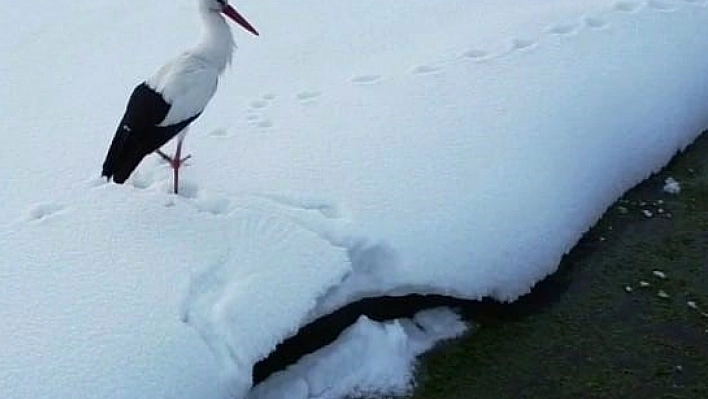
[[2, 0, 708, 398], [186, 1, 708, 395], [184, 1, 708, 395], [250, 308, 467, 399], [181, 195, 351, 397]]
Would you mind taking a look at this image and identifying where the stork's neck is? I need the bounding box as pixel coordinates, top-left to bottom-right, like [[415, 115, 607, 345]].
[[192, 11, 235, 73]]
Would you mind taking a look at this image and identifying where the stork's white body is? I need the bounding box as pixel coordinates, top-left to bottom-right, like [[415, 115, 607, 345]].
[[148, 10, 235, 127]]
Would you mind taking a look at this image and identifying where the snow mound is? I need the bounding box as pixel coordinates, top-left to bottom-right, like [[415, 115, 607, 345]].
[[182, 197, 351, 397]]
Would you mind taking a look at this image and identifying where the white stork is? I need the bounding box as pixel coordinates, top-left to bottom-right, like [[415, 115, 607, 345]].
[[102, 0, 258, 194]]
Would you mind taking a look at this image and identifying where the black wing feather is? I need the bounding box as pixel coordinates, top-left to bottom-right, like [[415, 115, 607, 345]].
[[101, 83, 200, 183]]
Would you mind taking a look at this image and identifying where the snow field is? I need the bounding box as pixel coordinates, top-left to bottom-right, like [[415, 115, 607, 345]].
[[1, 0, 708, 398]]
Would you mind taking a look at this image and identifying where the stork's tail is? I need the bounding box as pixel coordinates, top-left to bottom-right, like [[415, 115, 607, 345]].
[[101, 124, 149, 184]]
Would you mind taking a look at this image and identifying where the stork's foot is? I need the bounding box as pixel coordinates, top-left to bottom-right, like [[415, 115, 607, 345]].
[[156, 150, 192, 168], [156, 149, 171, 163], [155, 149, 192, 194]]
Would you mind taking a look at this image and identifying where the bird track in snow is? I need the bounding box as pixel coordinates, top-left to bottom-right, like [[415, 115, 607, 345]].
[[451, 0, 689, 69], [584, 15, 609, 29], [296, 91, 321, 103], [250, 100, 268, 110], [647, 0, 677, 10], [613, 0, 643, 12], [245, 93, 277, 128], [351, 74, 382, 85], [246, 112, 274, 129], [411, 64, 443, 76], [461, 49, 491, 60], [239, 0, 696, 134], [545, 22, 581, 35], [509, 38, 537, 51], [256, 119, 274, 129]]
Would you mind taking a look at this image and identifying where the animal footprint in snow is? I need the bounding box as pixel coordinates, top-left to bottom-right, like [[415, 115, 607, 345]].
[[208, 128, 229, 137], [296, 91, 321, 103], [546, 22, 580, 35], [613, 1, 643, 12], [249, 100, 268, 110], [261, 93, 276, 101], [411, 64, 443, 76], [245, 113, 273, 129], [461, 49, 490, 60], [647, 0, 676, 10], [256, 119, 274, 129], [351, 74, 382, 85], [24, 202, 65, 222], [509, 38, 536, 51], [583, 16, 609, 29]]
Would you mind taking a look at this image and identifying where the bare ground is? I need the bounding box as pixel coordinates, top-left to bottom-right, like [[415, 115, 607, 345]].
[[411, 132, 708, 399]]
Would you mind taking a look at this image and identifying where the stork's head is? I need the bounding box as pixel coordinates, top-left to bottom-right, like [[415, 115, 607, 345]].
[[201, 0, 259, 36]]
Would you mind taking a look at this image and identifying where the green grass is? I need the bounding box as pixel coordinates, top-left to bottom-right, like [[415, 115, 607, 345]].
[[410, 133, 708, 399]]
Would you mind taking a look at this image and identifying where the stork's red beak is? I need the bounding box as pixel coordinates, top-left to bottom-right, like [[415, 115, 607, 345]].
[[222, 5, 259, 36]]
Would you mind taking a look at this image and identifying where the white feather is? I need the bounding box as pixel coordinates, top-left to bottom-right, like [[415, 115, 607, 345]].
[[147, 54, 220, 126], [146, 6, 235, 127]]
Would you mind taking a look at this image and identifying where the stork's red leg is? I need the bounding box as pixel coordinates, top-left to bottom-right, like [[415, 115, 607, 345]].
[[171, 136, 192, 194], [156, 136, 192, 194], [173, 143, 180, 195]]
